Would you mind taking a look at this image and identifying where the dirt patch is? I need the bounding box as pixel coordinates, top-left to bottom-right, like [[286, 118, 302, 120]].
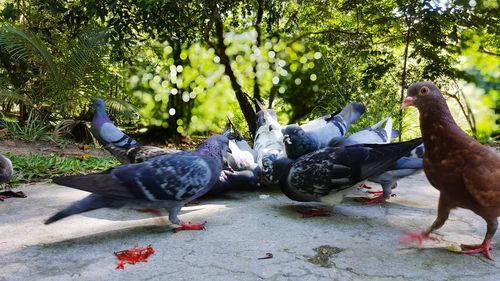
[[0, 139, 109, 157]]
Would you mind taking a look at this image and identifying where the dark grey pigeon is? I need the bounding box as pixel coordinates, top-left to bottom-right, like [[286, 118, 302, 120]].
[[91, 98, 140, 162], [0, 153, 13, 184], [275, 138, 423, 209], [282, 102, 366, 159], [46, 135, 229, 231], [328, 118, 424, 203]]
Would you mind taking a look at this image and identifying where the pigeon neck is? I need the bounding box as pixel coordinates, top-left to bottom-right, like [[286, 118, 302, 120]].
[[418, 97, 470, 154], [197, 146, 224, 170], [93, 108, 112, 123]]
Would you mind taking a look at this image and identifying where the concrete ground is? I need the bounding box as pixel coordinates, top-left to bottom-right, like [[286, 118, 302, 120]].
[[1, 173, 500, 281]]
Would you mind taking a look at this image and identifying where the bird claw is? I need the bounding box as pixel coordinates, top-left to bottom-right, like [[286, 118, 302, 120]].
[[460, 243, 494, 260], [298, 208, 330, 218], [400, 231, 437, 246], [175, 221, 206, 232]]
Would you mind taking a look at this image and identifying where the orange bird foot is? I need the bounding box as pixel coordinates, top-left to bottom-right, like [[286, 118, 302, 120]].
[[175, 221, 206, 232], [461, 242, 493, 260], [399, 231, 437, 246]]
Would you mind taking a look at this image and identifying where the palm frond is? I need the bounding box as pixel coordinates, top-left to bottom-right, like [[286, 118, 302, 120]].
[[0, 87, 32, 105], [0, 25, 61, 83], [104, 97, 139, 120]]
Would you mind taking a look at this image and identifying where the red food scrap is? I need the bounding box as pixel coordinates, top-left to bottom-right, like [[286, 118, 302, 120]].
[[114, 244, 155, 270]]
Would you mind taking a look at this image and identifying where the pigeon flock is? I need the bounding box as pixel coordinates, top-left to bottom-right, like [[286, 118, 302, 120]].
[[2, 81, 499, 261]]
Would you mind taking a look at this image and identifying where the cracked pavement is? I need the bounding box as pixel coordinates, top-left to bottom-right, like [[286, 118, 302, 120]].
[[1, 173, 500, 281]]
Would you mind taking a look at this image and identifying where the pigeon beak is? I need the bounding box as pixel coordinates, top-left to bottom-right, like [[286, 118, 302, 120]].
[[401, 96, 415, 109], [283, 135, 291, 144]]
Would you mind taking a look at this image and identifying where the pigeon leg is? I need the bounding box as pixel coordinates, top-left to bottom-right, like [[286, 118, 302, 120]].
[[401, 195, 451, 245], [168, 205, 206, 231], [461, 218, 497, 260], [298, 208, 331, 218], [358, 182, 397, 204]]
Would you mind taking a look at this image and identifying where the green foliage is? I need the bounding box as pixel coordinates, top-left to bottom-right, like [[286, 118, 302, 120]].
[[0, 0, 498, 141], [0, 111, 51, 142], [5, 153, 119, 185]]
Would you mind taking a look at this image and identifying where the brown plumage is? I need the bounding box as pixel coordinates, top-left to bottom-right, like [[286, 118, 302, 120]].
[[401, 81, 500, 260]]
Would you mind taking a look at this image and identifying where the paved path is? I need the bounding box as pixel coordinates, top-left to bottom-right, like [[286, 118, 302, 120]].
[[1, 173, 500, 281]]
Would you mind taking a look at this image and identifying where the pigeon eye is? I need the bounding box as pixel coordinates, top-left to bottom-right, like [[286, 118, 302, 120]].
[[419, 86, 429, 96]]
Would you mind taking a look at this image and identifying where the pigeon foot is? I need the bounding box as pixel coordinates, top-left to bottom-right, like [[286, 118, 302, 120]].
[[175, 221, 206, 231], [298, 208, 330, 218], [461, 242, 493, 260], [399, 231, 437, 246]]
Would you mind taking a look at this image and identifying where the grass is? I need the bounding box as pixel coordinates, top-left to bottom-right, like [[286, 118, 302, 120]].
[[4, 153, 120, 186]]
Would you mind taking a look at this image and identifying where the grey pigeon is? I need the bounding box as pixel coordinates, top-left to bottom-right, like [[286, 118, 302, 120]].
[[224, 117, 259, 172], [91, 98, 140, 162], [0, 153, 13, 184], [282, 102, 366, 159], [328, 117, 398, 147], [362, 151, 424, 202], [274, 138, 423, 210], [46, 135, 229, 231], [328, 117, 424, 203], [253, 101, 287, 185]]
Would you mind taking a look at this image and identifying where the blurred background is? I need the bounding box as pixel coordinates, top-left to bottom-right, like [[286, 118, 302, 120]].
[[0, 0, 498, 144]]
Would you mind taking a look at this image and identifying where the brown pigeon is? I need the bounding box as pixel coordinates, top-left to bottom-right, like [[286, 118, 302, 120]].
[[401, 81, 500, 260]]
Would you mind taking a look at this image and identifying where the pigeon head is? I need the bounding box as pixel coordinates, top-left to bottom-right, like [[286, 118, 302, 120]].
[[198, 135, 230, 158], [282, 124, 319, 160], [256, 109, 278, 129], [402, 82, 443, 110], [93, 98, 106, 111]]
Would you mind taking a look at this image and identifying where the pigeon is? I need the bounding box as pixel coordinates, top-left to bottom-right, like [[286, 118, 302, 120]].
[[0, 153, 13, 184], [209, 169, 261, 195], [328, 117, 398, 147], [46, 135, 230, 231], [253, 102, 287, 185], [275, 138, 423, 212], [282, 102, 366, 159], [93, 110, 259, 193], [328, 117, 423, 203], [224, 117, 259, 172], [91, 98, 140, 162], [360, 151, 424, 203], [400, 81, 500, 260]]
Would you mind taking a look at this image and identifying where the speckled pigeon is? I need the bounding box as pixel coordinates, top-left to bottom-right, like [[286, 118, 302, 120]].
[[46, 135, 229, 231], [91, 98, 140, 162], [253, 101, 287, 185], [274, 138, 423, 211], [0, 153, 13, 184], [282, 102, 366, 159]]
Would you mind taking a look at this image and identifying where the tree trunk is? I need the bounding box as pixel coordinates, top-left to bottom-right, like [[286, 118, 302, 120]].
[[398, 5, 413, 141], [213, 13, 257, 138], [252, 0, 264, 108]]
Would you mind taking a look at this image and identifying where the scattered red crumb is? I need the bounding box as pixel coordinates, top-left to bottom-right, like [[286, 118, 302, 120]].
[[114, 244, 155, 270], [298, 208, 331, 218], [0, 190, 26, 201]]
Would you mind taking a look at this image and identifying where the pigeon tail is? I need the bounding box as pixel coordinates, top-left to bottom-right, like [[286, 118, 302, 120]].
[[45, 194, 123, 224]]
